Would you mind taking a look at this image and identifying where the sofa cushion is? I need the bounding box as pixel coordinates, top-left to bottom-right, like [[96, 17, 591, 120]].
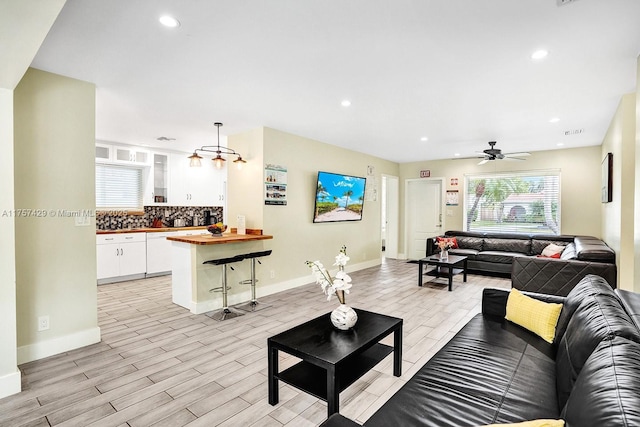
[[561, 336, 640, 426], [476, 251, 527, 264], [363, 315, 559, 427], [554, 275, 616, 342], [505, 289, 562, 343], [531, 236, 574, 256], [555, 293, 640, 410], [484, 238, 531, 254], [455, 235, 484, 251], [449, 248, 479, 259]]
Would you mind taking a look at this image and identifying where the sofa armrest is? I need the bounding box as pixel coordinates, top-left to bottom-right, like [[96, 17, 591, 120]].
[[319, 414, 362, 427], [574, 236, 616, 262], [511, 256, 617, 297]]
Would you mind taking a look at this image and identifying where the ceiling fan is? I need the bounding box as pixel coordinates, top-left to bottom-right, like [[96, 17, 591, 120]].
[[476, 141, 530, 165]]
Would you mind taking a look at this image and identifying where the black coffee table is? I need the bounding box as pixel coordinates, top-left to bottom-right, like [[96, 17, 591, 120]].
[[418, 254, 468, 291], [267, 308, 402, 417]]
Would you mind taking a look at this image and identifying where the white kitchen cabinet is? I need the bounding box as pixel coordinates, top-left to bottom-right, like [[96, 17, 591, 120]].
[[146, 231, 177, 275], [95, 142, 150, 166], [144, 152, 170, 205], [114, 146, 150, 165], [169, 153, 225, 207], [95, 143, 112, 162], [97, 234, 147, 283]]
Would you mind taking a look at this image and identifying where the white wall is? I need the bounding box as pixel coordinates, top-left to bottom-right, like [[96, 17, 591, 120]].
[[14, 68, 100, 363], [0, 88, 20, 399], [228, 127, 399, 300], [398, 146, 604, 252], [0, 0, 66, 399], [602, 93, 636, 290]]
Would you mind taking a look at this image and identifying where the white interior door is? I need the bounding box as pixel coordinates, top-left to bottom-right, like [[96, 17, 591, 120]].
[[383, 175, 399, 259], [405, 179, 443, 260]]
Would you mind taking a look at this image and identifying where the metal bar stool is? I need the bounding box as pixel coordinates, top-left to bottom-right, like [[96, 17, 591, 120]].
[[236, 250, 272, 312], [203, 255, 245, 321]]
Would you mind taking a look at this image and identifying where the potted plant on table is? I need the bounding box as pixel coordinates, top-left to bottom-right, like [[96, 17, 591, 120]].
[[306, 245, 358, 330]]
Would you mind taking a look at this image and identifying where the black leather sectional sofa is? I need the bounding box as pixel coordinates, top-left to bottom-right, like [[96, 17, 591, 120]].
[[426, 230, 617, 295], [320, 275, 640, 427]]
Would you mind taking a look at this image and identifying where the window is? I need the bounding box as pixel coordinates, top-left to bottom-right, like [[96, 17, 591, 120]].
[[96, 164, 143, 209], [464, 170, 560, 235]]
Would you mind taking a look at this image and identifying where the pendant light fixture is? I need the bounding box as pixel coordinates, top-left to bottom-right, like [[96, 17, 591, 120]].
[[188, 122, 246, 169]]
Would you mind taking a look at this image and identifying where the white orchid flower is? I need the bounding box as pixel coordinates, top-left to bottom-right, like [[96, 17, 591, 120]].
[[334, 253, 350, 267], [335, 270, 351, 282], [306, 245, 353, 302]]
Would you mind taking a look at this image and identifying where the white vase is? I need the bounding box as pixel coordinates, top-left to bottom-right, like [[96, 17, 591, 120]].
[[331, 304, 358, 330]]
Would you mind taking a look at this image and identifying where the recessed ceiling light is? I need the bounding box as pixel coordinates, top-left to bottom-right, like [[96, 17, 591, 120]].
[[341, 100, 351, 107], [421, 137, 429, 142], [557, 142, 565, 147], [549, 117, 560, 123], [159, 15, 180, 28], [531, 49, 549, 60], [454, 153, 461, 157]]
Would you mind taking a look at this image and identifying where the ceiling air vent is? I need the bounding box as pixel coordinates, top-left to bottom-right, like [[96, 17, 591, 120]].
[[564, 128, 584, 136], [557, 0, 580, 6]]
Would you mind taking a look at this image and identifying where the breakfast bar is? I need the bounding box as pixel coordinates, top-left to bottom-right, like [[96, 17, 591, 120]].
[[167, 230, 273, 314]]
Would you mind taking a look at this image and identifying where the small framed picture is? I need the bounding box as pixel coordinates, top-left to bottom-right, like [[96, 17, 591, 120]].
[[601, 152, 613, 203]]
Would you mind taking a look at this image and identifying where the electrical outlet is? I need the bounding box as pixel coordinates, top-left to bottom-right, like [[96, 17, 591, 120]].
[[270, 270, 275, 279], [38, 315, 50, 331]]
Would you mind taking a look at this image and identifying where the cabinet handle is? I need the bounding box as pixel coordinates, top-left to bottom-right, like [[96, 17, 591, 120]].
[[121, 248, 124, 256], [105, 237, 114, 241]]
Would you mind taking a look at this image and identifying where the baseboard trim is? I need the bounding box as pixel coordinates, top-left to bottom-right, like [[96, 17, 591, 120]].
[[190, 258, 382, 314], [17, 326, 101, 365], [259, 258, 382, 299], [0, 370, 21, 399]]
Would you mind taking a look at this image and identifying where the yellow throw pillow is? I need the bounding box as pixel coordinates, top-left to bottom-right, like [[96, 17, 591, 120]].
[[482, 419, 565, 427], [505, 289, 563, 344]]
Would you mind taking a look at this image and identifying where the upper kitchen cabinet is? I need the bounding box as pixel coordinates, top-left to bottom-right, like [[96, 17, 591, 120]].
[[169, 152, 225, 207], [114, 146, 150, 165], [95, 143, 112, 162], [144, 153, 170, 205], [95, 142, 151, 166]]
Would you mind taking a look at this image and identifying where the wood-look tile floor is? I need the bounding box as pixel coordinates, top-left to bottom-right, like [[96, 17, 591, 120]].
[[0, 258, 510, 427]]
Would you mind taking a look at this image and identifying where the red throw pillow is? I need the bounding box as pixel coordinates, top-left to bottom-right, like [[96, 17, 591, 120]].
[[536, 253, 561, 259], [436, 236, 458, 249]]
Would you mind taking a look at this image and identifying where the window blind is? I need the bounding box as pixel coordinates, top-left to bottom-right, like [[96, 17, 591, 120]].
[[464, 170, 561, 235], [96, 164, 143, 209]]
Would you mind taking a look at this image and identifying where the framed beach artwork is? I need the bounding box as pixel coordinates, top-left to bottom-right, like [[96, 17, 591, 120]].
[[313, 171, 366, 223]]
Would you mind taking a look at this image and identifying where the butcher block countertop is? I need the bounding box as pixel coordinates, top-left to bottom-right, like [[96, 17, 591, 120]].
[[167, 231, 273, 245], [96, 226, 207, 235]]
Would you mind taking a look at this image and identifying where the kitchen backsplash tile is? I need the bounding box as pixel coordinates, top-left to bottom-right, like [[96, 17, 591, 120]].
[[96, 206, 223, 230]]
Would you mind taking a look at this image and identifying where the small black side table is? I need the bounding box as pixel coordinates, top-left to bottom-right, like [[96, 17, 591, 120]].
[[268, 309, 402, 417], [418, 254, 468, 291]]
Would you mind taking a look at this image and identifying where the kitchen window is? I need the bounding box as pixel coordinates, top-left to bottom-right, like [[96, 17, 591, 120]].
[[464, 170, 561, 235], [96, 164, 143, 209]]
